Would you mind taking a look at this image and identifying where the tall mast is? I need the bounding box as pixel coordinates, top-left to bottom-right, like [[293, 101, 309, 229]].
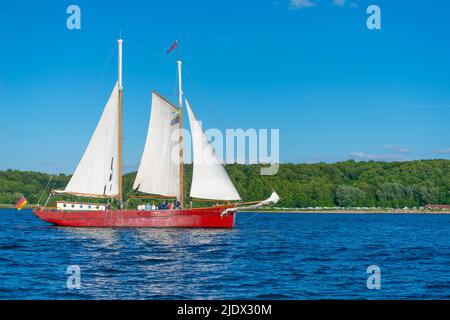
[[177, 60, 184, 207], [118, 39, 123, 205]]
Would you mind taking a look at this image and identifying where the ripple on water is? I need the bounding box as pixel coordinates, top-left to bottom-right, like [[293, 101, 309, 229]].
[[0, 210, 449, 299]]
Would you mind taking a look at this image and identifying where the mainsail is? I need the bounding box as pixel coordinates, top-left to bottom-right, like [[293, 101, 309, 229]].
[[186, 99, 241, 201], [55, 83, 120, 197], [133, 92, 181, 198]]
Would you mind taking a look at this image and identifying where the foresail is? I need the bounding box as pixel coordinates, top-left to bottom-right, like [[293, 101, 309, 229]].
[[133, 92, 180, 198], [56, 83, 120, 197], [186, 99, 241, 201]]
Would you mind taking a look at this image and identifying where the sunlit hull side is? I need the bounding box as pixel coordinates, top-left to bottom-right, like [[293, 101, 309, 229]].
[[32, 206, 235, 228]]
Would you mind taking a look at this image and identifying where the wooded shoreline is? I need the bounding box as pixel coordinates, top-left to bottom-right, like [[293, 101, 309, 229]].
[[240, 209, 450, 214], [1, 160, 449, 209], [1, 204, 449, 214]]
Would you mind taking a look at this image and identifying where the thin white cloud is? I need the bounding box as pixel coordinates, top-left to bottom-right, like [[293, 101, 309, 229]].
[[37, 161, 62, 166], [382, 144, 411, 154], [406, 105, 450, 110], [289, 0, 317, 10], [332, 0, 346, 7], [350, 152, 405, 161], [436, 148, 450, 155], [288, 0, 358, 10]]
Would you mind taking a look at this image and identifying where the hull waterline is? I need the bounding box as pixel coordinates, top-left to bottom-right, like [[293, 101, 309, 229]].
[[32, 206, 235, 228]]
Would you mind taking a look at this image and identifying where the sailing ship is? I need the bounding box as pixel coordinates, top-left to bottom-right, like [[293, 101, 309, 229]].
[[33, 39, 279, 228]]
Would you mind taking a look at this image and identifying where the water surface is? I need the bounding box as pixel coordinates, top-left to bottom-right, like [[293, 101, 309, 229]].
[[0, 209, 449, 299]]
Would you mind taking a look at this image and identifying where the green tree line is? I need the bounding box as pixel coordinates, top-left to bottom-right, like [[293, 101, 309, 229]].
[[1, 160, 449, 208]]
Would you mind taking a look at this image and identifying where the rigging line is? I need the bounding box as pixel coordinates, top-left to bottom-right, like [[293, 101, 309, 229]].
[[253, 164, 276, 190], [127, 39, 179, 103], [50, 176, 59, 193], [126, 40, 160, 59], [125, 182, 138, 197], [238, 212, 261, 224], [37, 175, 53, 205], [183, 66, 276, 191], [127, 39, 176, 65], [46, 175, 58, 194], [181, 64, 227, 128], [44, 177, 59, 208], [85, 43, 116, 104], [62, 45, 115, 201]]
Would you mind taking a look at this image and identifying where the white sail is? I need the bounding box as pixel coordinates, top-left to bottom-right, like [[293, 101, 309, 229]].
[[55, 83, 120, 197], [133, 92, 180, 198], [186, 99, 241, 201]]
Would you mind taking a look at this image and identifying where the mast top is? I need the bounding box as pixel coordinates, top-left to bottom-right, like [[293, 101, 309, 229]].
[[118, 39, 123, 90], [177, 60, 183, 109]]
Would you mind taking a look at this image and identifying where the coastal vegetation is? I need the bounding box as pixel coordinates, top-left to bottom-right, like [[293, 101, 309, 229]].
[[0, 160, 449, 208]]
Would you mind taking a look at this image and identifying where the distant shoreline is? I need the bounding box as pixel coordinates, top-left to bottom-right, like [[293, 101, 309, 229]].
[[1, 204, 449, 214], [2, 161, 450, 212], [240, 209, 450, 214]]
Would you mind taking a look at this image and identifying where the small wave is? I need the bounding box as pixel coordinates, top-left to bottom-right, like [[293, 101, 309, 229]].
[[0, 244, 25, 250], [306, 257, 335, 262], [141, 257, 176, 264], [256, 293, 293, 299], [0, 257, 15, 263], [100, 267, 127, 274], [148, 294, 189, 300], [424, 283, 450, 290]]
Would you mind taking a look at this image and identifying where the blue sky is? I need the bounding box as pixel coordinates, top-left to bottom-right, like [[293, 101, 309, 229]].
[[1, 0, 449, 173]]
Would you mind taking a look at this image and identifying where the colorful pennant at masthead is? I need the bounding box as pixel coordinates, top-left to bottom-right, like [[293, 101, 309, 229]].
[[166, 40, 178, 55]]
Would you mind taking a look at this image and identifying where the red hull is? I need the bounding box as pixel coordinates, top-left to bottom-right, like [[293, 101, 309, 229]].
[[32, 206, 235, 228]]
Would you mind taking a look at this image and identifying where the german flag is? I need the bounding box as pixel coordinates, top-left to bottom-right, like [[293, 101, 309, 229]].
[[15, 196, 27, 211]]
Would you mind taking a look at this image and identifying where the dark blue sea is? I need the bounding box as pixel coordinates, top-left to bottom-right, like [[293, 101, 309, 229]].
[[0, 209, 449, 299]]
